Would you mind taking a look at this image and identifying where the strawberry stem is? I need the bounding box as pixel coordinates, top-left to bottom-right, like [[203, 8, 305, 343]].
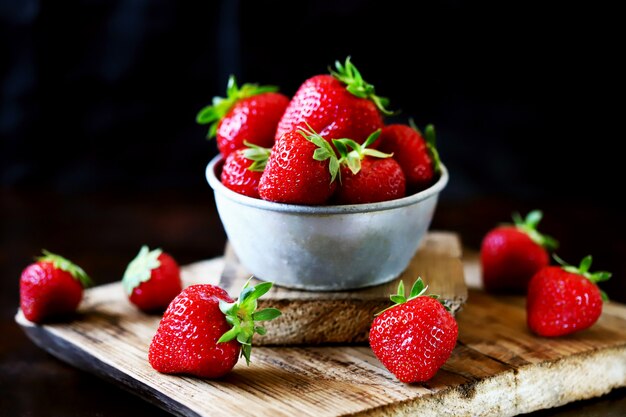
[[375, 277, 443, 316], [553, 254, 612, 285], [512, 210, 559, 251], [241, 141, 272, 172], [38, 250, 93, 288], [298, 124, 342, 183], [217, 278, 281, 365], [329, 57, 394, 115], [196, 75, 279, 139], [332, 129, 391, 175], [122, 246, 162, 295]]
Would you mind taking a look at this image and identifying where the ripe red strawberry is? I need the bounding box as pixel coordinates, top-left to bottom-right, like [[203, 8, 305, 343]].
[[481, 210, 558, 293], [196, 75, 289, 157], [527, 255, 611, 337], [275, 57, 390, 144], [369, 278, 458, 383], [149, 281, 281, 378], [20, 250, 93, 323], [258, 126, 339, 205], [378, 122, 441, 192], [122, 246, 182, 313], [220, 142, 271, 198], [332, 131, 406, 204]]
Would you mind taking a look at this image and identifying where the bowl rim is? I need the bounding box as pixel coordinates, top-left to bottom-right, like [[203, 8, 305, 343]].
[[206, 154, 448, 214]]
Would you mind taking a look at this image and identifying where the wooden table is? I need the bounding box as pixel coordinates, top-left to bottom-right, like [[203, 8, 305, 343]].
[[1, 190, 625, 416]]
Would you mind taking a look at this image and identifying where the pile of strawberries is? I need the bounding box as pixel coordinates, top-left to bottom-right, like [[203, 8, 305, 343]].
[[197, 57, 440, 205]]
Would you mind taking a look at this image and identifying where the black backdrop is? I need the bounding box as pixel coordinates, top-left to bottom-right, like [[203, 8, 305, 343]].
[[1, 0, 622, 203]]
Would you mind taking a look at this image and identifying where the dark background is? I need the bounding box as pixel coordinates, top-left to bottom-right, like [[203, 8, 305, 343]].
[[1, 1, 625, 416]]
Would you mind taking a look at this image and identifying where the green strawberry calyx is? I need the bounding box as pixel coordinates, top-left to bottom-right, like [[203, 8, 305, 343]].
[[332, 129, 392, 175], [511, 210, 559, 251], [375, 278, 446, 316], [409, 119, 442, 174], [38, 250, 93, 288], [553, 254, 612, 301], [298, 124, 342, 183], [218, 278, 282, 365], [241, 141, 272, 172], [330, 57, 394, 116], [196, 75, 279, 138], [122, 246, 162, 295]]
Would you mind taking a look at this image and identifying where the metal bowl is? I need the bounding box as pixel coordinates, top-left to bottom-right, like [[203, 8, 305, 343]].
[[206, 155, 448, 291]]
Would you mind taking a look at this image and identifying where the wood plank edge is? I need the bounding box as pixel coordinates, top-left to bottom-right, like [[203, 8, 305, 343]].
[[16, 314, 201, 417], [350, 345, 626, 417]]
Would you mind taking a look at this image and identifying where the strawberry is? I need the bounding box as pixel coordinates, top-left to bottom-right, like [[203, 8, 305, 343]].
[[196, 75, 289, 157], [122, 246, 182, 313], [332, 131, 406, 204], [220, 142, 271, 198], [378, 122, 441, 192], [149, 280, 281, 378], [481, 210, 558, 293], [527, 255, 611, 337], [258, 126, 339, 205], [369, 278, 458, 383], [20, 250, 93, 323], [275, 57, 391, 144]]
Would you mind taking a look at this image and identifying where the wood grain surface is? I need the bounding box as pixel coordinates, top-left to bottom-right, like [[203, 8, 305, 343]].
[[15, 253, 626, 417], [214, 231, 467, 344]]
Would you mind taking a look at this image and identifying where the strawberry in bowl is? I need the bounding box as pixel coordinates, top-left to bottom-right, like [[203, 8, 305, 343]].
[[203, 58, 448, 290]]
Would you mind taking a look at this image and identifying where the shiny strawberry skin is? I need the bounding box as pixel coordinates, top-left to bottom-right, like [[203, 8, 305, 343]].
[[129, 253, 182, 313], [220, 150, 264, 198], [379, 124, 434, 191], [527, 266, 603, 336], [20, 261, 83, 323], [369, 296, 458, 383], [217, 92, 289, 157], [481, 227, 549, 293], [276, 75, 383, 144], [259, 130, 337, 205], [335, 157, 406, 204], [148, 284, 240, 378]]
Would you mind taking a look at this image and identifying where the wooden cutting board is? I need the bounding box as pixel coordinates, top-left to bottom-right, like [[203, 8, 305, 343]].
[[16, 250, 626, 417], [212, 232, 467, 344]]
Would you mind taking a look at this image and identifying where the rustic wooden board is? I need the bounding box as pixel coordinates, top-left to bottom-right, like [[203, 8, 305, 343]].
[[16, 255, 626, 417], [215, 231, 467, 344]]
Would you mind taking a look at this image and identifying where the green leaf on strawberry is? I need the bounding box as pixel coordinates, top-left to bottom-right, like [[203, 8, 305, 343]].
[[298, 124, 342, 183], [196, 75, 279, 139], [409, 119, 442, 174], [512, 210, 559, 251], [241, 141, 271, 172], [217, 278, 282, 365], [38, 250, 93, 288], [329, 57, 395, 116], [376, 278, 433, 316], [332, 129, 391, 175], [553, 254, 612, 285], [122, 246, 162, 295]]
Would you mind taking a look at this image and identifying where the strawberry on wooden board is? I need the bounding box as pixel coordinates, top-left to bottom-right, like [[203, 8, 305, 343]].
[[258, 126, 340, 205], [220, 141, 271, 199], [378, 122, 441, 192], [196, 75, 289, 157], [332, 130, 406, 204], [481, 210, 558, 293], [20, 250, 93, 323], [527, 255, 611, 337], [369, 278, 458, 383], [275, 57, 391, 144], [149, 280, 281, 378], [122, 246, 182, 313]]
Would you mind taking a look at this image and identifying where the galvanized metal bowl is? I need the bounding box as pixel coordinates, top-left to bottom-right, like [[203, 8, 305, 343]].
[[206, 155, 448, 291]]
